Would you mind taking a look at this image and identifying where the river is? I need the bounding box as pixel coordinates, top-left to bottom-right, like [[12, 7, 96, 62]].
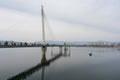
[[0, 47, 120, 80]]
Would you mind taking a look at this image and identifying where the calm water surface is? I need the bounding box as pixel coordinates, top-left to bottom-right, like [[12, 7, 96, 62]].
[[0, 47, 120, 80]]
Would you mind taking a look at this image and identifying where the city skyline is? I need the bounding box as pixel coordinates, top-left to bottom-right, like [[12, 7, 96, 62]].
[[0, 0, 120, 42]]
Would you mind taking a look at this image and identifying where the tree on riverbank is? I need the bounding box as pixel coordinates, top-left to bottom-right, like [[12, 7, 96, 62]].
[[4, 41, 8, 47]]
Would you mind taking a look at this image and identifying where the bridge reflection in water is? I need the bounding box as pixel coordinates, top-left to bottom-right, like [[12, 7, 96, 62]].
[[7, 47, 70, 80]]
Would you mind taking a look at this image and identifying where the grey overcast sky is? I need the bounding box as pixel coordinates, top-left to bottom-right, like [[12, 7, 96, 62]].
[[0, 0, 120, 42]]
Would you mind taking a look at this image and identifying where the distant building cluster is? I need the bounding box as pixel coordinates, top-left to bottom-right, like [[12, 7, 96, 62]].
[[83, 42, 120, 47]]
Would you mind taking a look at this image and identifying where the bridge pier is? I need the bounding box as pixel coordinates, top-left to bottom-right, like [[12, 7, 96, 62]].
[[59, 46, 62, 54], [51, 47, 53, 56], [41, 46, 47, 56]]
